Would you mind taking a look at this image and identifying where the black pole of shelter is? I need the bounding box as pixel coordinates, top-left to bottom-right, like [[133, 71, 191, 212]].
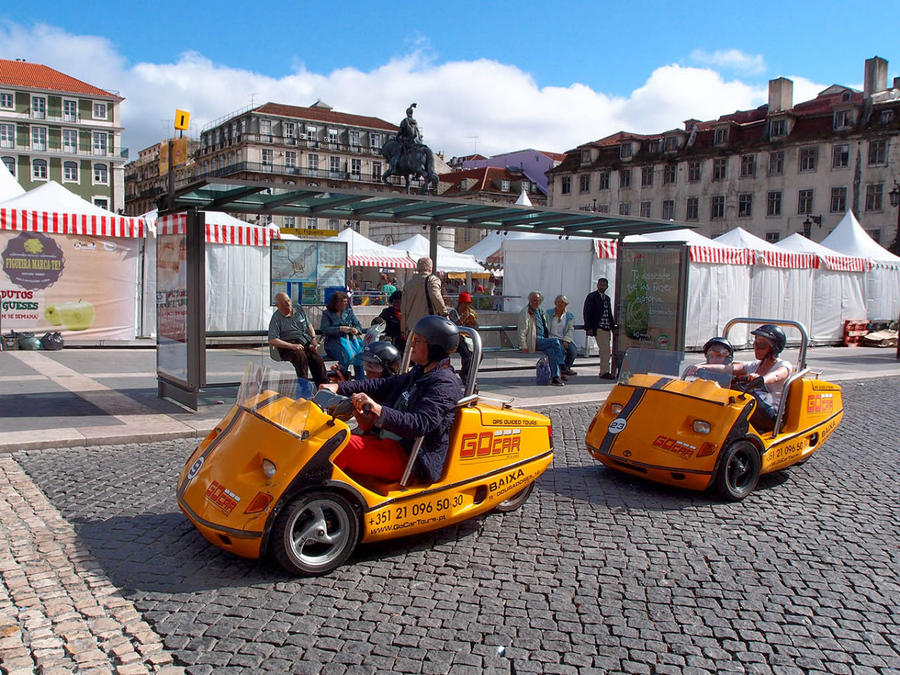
[[428, 223, 438, 272]]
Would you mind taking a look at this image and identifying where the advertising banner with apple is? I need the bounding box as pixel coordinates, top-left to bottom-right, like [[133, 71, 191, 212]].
[[0, 231, 138, 340]]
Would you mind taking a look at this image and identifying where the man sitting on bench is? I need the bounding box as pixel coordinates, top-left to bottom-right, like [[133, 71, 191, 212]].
[[517, 291, 567, 387], [268, 292, 328, 386]]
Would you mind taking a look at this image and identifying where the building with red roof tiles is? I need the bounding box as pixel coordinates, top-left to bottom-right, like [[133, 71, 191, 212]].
[[549, 57, 900, 246], [0, 58, 126, 211], [448, 148, 564, 196]]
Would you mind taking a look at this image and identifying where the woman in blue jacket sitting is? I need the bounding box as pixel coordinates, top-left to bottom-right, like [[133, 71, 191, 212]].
[[547, 294, 578, 377], [320, 291, 364, 372]]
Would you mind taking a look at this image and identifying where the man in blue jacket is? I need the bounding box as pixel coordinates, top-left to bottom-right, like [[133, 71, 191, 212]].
[[320, 315, 463, 483]]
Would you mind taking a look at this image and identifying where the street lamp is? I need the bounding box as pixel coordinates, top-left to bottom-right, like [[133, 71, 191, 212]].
[[802, 214, 823, 239], [889, 182, 900, 255]]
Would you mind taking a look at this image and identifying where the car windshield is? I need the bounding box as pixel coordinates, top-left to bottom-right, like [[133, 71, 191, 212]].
[[234, 363, 321, 431], [618, 348, 733, 388]]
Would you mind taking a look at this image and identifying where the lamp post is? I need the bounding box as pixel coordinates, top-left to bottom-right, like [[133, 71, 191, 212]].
[[802, 214, 823, 239], [889, 182, 900, 255]]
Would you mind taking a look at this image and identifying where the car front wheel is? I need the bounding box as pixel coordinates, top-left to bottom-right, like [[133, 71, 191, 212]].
[[715, 441, 761, 501], [272, 491, 360, 576]]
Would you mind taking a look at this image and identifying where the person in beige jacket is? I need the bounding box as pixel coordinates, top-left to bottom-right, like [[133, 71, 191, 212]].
[[400, 256, 446, 337]]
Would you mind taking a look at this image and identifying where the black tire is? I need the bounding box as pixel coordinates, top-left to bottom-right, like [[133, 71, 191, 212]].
[[495, 482, 534, 512], [715, 441, 761, 501], [271, 491, 360, 576]]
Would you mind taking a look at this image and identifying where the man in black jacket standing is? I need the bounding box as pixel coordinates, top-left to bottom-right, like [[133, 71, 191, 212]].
[[583, 278, 617, 379]]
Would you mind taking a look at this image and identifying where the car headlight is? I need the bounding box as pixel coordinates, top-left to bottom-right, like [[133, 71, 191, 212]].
[[610, 403, 624, 415], [262, 459, 277, 478], [692, 420, 711, 434]]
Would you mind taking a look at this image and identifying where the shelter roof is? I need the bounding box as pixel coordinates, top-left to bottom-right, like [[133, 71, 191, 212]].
[[165, 178, 691, 240], [0, 58, 120, 99]]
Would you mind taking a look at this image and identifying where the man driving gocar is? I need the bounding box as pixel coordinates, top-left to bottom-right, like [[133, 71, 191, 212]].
[[319, 316, 464, 483]]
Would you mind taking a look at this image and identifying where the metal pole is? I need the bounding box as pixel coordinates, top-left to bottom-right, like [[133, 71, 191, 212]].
[[429, 223, 438, 269]]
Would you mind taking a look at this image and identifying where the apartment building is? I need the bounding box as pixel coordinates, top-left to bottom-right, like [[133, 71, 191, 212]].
[[124, 138, 200, 216], [448, 148, 566, 195], [548, 57, 900, 245], [0, 58, 126, 211]]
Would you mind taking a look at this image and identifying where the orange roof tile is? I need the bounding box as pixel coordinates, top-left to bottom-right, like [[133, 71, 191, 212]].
[[0, 59, 119, 98], [255, 102, 398, 132]]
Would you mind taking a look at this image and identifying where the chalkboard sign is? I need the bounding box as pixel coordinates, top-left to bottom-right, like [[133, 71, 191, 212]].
[[615, 243, 689, 354]]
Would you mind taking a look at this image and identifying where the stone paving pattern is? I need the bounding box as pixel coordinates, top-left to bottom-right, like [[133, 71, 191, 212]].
[[4, 377, 900, 674]]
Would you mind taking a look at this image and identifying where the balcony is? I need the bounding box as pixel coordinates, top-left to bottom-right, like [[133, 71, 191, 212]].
[[5, 142, 125, 162], [195, 160, 392, 186]]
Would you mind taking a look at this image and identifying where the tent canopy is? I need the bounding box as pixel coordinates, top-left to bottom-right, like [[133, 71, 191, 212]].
[[821, 211, 900, 267], [714, 227, 816, 268], [0, 160, 24, 201], [623, 228, 753, 264], [776, 233, 869, 272], [141, 208, 276, 246], [329, 228, 415, 269], [389, 233, 485, 273]]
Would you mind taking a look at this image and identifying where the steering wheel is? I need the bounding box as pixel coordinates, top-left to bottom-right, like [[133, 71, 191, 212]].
[[731, 374, 765, 393]]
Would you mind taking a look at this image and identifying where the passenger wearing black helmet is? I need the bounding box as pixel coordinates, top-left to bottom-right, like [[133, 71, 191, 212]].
[[320, 315, 464, 483], [359, 341, 402, 379], [684, 337, 734, 377]]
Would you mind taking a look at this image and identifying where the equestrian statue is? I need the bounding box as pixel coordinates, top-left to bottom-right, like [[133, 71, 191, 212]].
[[381, 103, 439, 194]]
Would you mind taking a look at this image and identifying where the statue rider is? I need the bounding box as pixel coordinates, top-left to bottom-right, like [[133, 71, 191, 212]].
[[395, 103, 423, 167]]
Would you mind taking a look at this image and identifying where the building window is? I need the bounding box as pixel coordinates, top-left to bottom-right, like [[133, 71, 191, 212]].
[[0, 123, 13, 149], [327, 129, 339, 146], [647, 139, 661, 153], [881, 110, 895, 125], [560, 176, 571, 195], [865, 183, 883, 211], [868, 139, 888, 165], [662, 199, 675, 220], [688, 161, 701, 182], [712, 158, 727, 181], [640, 201, 652, 217], [685, 197, 699, 221], [663, 164, 677, 184], [664, 136, 678, 151], [31, 96, 46, 119], [798, 189, 814, 214], [308, 153, 319, 171], [93, 198, 109, 210], [833, 110, 852, 130], [283, 216, 295, 228], [831, 187, 847, 213], [92, 132, 107, 156], [832, 144, 849, 169], [799, 146, 818, 172], [93, 102, 107, 120], [349, 130, 360, 148], [259, 119, 272, 141], [768, 151, 784, 176], [1, 156, 15, 176], [306, 126, 318, 144], [284, 151, 296, 168], [521, 180, 530, 192], [283, 122, 295, 139], [618, 202, 630, 216], [63, 161, 78, 182], [372, 161, 382, 182], [0, 92, 12, 110], [598, 169, 610, 190], [31, 126, 47, 151], [619, 168, 631, 188], [306, 218, 318, 230], [330, 155, 340, 175], [369, 132, 382, 150], [581, 149, 591, 165], [579, 174, 590, 192], [597, 203, 609, 214], [765, 232, 781, 243], [63, 99, 77, 122], [641, 166, 653, 187], [767, 191, 782, 216], [740, 154, 755, 178], [261, 148, 273, 166], [770, 118, 786, 137], [59, 129, 78, 154], [713, 127, 728, 145], [350, 158, 361, 177], [32, 158, 48, 180], [93, 163, 108, 184], [711, 195, 725, 219], [738, 193, 753, 218], [501, 178, 510, 192], [619, 143, 632, 159]]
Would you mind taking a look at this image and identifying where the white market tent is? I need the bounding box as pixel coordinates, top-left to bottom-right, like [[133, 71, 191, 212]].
[[714, 227, 817, 339], [821, 211, 900, 321], [328, 228, 415, 269], [775, 233, 868, 342], [0, 160, 25, 201], [390, 233, 486, 274], [462, 230, 543, 263]]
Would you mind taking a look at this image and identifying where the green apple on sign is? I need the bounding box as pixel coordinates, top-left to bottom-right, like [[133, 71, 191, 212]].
[[59, 300, 95, 331]]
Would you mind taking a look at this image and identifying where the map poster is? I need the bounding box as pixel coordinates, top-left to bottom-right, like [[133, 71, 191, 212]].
[[156, 232, 188, 383], [270, 239, 347, 305], [615, 243, 689, 355]]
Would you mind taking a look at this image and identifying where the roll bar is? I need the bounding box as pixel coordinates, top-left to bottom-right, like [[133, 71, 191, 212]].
[[722, 317, 809, 371]]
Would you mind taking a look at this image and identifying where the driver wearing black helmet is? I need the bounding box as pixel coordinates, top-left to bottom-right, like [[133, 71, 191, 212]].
[[320, 315, 464, 483]]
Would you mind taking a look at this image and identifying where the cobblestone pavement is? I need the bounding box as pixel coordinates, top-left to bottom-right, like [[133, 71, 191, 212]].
[[5, 378, 900, 674]]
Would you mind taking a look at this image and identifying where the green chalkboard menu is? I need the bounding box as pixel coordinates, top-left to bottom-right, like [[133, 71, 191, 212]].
[[615, 243, 689, 354]]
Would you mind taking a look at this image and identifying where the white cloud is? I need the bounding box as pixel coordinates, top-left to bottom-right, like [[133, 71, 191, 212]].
[[0, 22, 826, 161], [690, 49, 766, 75]]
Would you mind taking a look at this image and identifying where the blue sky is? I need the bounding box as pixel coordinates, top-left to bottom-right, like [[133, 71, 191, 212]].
[[1, 2, 897, 156]]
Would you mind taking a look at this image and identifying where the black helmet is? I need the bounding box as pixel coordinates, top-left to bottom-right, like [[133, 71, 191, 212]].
[[411, 315, 459, 362], [360, 340, 401, 374], [751, 324, 786, 355], [703, 337, 733, 364], [389, 290, 402, 303]]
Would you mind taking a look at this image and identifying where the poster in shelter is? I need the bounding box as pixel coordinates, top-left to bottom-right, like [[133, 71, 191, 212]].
[[0, 231, 137, 340], [615, 243, 688, 353], [156, 233, 188, 382], [270, 239, 347, 305]]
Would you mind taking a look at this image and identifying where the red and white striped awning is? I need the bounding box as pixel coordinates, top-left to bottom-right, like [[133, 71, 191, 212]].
[[595, 239, 616, 258], [816, 253, 870, 272], [0, 208, 146, 238], [596, 239, 754, 265], [156, 213, 276, 246], [347, 253, 415, 269], [753, 250, 816, 269]]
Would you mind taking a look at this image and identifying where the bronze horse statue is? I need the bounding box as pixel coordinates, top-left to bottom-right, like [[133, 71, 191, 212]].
[[380, 138, 439, 194]]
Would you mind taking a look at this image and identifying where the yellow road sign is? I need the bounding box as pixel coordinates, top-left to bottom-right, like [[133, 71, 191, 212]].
[[174, 110, 191, 131]]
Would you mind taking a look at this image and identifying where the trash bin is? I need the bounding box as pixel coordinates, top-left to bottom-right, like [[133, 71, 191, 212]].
[[1, 332, 17, 351]]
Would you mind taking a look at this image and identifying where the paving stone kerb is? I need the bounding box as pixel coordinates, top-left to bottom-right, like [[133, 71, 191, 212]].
[[7, 377, 900, 674]]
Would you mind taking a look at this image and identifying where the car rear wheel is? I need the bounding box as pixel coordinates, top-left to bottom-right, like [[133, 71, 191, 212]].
[[272, 491, 360, 576], [495, 482, 534, 512], [715, 441, 761, 501]]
